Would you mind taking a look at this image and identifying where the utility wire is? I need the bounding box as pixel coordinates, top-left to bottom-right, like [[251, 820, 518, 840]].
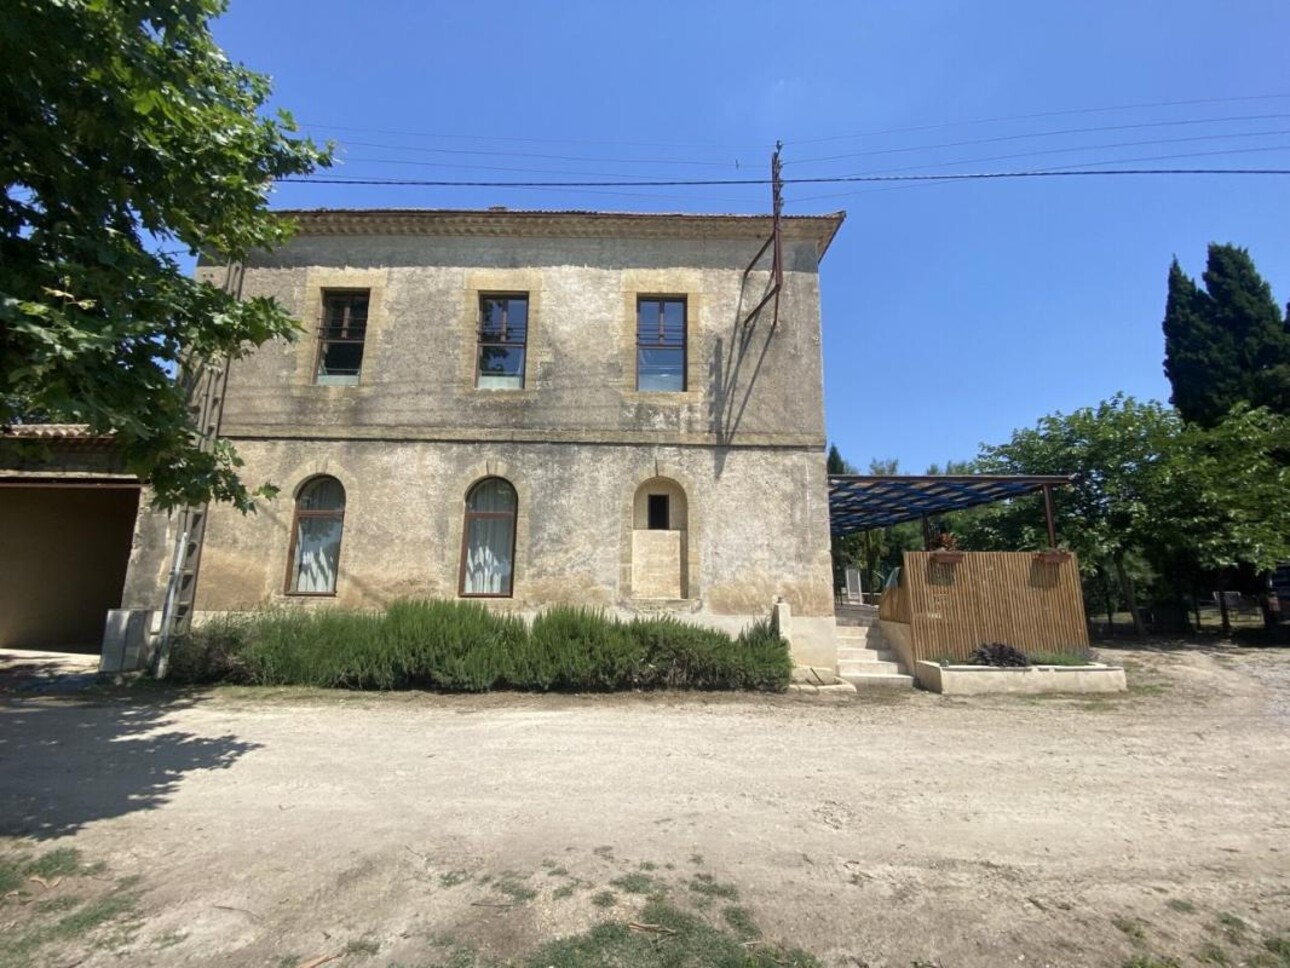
[[782, 147, 1290, 204], [335, 140, 738, 167], [786, 113, 1290, 166], [834, 129, 1290, 177], [300, 94, 1290, 152], [1037, 143, 1290, 170], [787, 93, 1290, 146], [337, 156, 739, 180], [281, 167, 1290, 189], [338, 130, 1290, 184], [300, 121, 760, 151]]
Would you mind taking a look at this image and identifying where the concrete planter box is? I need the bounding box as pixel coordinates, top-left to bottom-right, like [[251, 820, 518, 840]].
[[915, 660, 1126, 695]]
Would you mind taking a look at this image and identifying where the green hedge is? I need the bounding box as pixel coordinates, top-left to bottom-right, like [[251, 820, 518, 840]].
[[167, 600, 792, 693]]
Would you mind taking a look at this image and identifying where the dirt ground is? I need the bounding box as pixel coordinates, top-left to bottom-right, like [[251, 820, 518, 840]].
[[1, 642, 1288, 968]]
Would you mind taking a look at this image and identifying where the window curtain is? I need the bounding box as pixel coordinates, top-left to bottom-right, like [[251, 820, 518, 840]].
[[300, 477, 345, 511], [463, 479, 516, 595], [294, 517, 342, 593], [463, 516, 513, 594]]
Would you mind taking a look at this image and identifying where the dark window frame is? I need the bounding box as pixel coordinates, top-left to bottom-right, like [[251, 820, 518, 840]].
[[315, 289, 370, 385], [457, 477, 519, 599], [475, 292, 529, 390], [284, 475, 346, 597], [636, 295, 687, 392]]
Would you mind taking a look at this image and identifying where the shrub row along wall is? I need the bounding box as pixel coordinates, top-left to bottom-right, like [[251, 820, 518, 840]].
[[168, 600, 792, 692]]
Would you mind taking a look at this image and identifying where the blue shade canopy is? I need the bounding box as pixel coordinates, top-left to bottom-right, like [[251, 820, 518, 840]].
[[828, 475, 1072, 536]]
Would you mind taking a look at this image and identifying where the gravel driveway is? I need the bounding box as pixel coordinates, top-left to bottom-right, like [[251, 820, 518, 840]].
[[1, 643, 1288, 967]]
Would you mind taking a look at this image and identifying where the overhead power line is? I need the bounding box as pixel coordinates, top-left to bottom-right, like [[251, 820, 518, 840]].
[[336, 130, 1290, 183], [338, 156, 728, 180], [782, 147, 1290, 204], [788, 93, 1290, 146], [300, 121, 759, 151], [335, 140, 737, 167], [786, 113, 1290, 166], [838, 128, 1290, 177], [280, 167, 1290, 189], [300, 93, 1290, 153]]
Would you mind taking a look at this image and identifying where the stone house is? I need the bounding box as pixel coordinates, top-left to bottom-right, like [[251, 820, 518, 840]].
[[118, 208, 845, 667]]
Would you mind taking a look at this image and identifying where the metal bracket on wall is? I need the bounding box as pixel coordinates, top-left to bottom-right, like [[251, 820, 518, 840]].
[[737, 140, 784, 333]]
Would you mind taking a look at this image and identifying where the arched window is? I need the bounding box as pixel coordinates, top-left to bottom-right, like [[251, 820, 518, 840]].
[[287, 476, 346, 595], [460, 477, 517, 597]]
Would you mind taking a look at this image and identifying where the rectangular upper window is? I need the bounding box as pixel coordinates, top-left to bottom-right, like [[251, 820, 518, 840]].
[[316, 290, 368, 386], [637, 297, 686, 392], [477, 294, 528, 390]]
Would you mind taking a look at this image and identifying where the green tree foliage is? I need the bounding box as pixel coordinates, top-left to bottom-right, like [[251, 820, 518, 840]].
[[826, 444, 862, 592], [826, 448, 923, 595], [825, 444, 852, 475], [861, 459, 923, 592], [0, 0, 330, 510], [965, 396, 1177, 632], [1163, 245, 1290, 428], [924, 459, 976, 475], [1163, 406, 1290, 574], [960, 395, 1290, 633]]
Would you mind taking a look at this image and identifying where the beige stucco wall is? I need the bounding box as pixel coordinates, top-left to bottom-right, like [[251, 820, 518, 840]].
[[189, 440, 834, 633], [122, 213, 842, 664], [201, 232, 828, 450]]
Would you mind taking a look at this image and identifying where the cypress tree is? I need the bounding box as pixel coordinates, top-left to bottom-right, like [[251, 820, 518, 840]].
[[1163, 245, 1290, 427], [826, 443, 852, 474]]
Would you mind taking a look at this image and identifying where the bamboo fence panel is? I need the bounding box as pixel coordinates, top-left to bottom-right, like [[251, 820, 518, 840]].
[[878, 581, 910, 623], [900, 551, 1089, 663]]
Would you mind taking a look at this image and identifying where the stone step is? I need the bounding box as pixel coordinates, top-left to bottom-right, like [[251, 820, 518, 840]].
[[836, 616, 879, 628], [838, 659, 903, 675], [837, 647, 897, 663], [836, 626, 872, 640], [835, 606, 880, 628], [840, 672, 915, 690]]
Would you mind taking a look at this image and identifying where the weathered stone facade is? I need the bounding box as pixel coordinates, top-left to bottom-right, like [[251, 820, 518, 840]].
[[126, 209, 845, 665]]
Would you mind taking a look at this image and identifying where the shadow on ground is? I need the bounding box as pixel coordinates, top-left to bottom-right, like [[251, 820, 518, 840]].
[[0, 690, 260, 840]]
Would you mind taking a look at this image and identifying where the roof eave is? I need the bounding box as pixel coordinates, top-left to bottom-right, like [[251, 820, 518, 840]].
[[263, 207, 846, 260]]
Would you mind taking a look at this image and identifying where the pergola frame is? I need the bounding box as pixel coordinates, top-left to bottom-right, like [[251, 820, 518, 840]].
[[828, 474, 1073, 547]]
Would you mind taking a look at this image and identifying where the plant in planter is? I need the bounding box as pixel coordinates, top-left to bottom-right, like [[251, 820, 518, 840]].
[[969, 642, 1031, 667], [928, 526, 965, 564], [1034, 548, 1072, 564]]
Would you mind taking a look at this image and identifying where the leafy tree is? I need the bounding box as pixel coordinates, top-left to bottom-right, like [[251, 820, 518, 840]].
[[826, 444, 852, 475], [924, 459, 976, 475], [1163, 245, 1290, 427], [825, 448, 920, 597], [1158, 406, 1290, 631], [826, 445, 863, 593], [867, 457, 900, 476], [962, 395, 1290, 634], [0, 0, 330, 510], [969, 396, 1180, 634], [857, 458, 921, 593]]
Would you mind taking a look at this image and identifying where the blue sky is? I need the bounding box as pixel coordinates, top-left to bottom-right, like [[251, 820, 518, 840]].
[[213, 0, 1290, 472]]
